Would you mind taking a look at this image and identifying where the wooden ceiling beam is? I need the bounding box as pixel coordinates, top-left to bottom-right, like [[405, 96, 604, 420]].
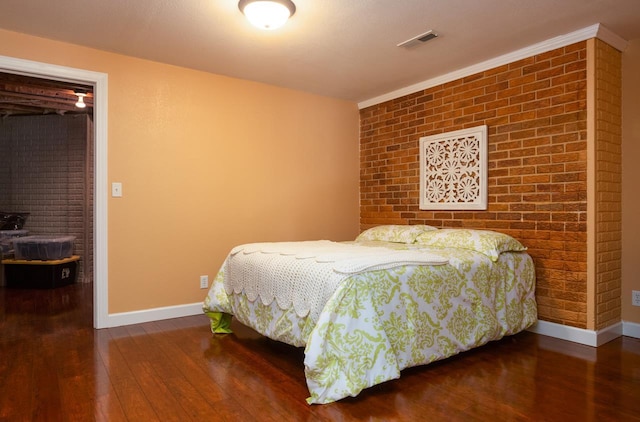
[[0, 72, 93, 116]]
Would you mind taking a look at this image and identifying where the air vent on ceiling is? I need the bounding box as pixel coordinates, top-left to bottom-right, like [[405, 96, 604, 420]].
[[397, 30, 439, 48]]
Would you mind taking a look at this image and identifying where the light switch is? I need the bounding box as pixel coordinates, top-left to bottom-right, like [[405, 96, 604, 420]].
[[112, 182, 123, 197]]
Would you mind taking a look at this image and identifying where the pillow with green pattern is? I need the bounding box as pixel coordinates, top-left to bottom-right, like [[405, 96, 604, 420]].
[[414, 229, 527, 261], [355, 225, 437, 244]]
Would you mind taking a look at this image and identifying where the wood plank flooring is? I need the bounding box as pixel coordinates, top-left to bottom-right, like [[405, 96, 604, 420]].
[[1, 282, 639, 421]]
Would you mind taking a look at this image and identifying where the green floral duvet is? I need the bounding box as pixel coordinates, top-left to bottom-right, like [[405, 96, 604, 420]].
[[203, 239, 537, 404]]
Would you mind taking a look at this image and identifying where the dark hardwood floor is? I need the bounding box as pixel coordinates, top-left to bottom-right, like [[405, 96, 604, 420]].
[[1, 282, 639, 421]]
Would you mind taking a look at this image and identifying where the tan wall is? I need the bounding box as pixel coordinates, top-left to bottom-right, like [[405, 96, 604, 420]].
[[0, 29, 360, 313], [622, 39, 640, 324]]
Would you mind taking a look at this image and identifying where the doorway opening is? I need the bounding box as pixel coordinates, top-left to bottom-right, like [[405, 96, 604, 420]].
[[0, 55, 108, 328]]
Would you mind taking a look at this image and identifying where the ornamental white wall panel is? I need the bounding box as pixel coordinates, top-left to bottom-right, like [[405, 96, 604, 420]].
[[419, 125, 488, 210]]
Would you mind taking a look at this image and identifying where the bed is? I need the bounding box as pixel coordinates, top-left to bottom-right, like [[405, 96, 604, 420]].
[[202, 225, 537, 404]]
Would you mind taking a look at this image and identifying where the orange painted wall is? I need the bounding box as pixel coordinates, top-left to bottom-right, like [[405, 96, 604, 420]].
[[622, 39, 640, 325], [0, 29, 360, 313]]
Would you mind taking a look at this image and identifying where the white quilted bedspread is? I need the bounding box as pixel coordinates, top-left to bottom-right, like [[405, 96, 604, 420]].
[[224, 240, 448, 321]]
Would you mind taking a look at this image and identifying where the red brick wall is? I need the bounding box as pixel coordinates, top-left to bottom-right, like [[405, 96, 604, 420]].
[[593, 39, 622, 330], [360, 42, 588, 328]]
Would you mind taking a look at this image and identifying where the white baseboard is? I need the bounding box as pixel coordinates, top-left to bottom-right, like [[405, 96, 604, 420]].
[[104, 302, 204, 328], [102, 306, 640, 341], [623, 320, 640, 339], [527, 320, 625, 347]]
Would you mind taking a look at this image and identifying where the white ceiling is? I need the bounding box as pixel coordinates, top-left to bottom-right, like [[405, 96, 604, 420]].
[[1, 0, 639, 105]]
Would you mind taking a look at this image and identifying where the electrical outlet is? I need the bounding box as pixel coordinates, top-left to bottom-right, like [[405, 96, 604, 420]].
[[633, 290, 640, 307], [200, 275, 209, 289]]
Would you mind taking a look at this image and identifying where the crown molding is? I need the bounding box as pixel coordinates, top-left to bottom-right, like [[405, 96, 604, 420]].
[[358, 23, 626, 109], [595, 23, 629, 52]]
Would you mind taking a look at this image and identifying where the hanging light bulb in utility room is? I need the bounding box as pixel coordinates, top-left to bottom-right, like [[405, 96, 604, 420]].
[[74, 91, 87, 109]]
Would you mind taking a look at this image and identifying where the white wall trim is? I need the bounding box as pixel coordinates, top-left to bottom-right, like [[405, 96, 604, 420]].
[[536, 333, 598, 361], [596, 322, 624, 345], [528, 320, 626, 347], [101, 309, 640, 335], [0, 54, 109, 329], [93, 76, 109, 329], [595, 24, 629, 52], [623, 320, 640, 339], [105, 302, 204, 328], [358, 23, 625, 109]]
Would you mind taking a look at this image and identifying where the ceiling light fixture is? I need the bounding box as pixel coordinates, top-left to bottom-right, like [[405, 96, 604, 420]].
[[74, 90, 87, 109], [238, 0, 296, 30]]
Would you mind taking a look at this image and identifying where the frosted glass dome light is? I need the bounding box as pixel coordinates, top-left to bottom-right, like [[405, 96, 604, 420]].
[[239, 0, 296, 30]]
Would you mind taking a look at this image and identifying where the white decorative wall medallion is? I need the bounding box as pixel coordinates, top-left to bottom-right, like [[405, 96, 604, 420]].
[[419, 125, 488, 210]]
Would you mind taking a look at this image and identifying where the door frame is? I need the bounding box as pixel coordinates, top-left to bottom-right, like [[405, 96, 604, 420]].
[[0, 54, 109, 328]]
